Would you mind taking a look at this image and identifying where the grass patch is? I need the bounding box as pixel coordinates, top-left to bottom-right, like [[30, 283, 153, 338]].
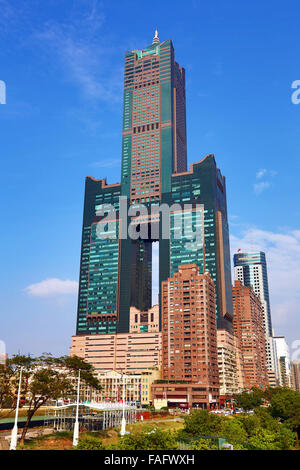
[[127, 419, 184, 434], [18, 418, 184, 450]]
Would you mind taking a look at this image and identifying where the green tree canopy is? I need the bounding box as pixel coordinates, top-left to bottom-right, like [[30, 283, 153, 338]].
[[233, 387, 265, 411], [4, 354, 101, 445], [117, 427, 178, 450], [268, 387, 300, 439], [178, 410, 223, 439]]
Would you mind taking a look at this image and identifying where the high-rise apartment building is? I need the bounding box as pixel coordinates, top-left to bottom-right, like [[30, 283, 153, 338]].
[[217, 329, 245, 399], [234, 252, 277, 377], [156, 264, 219, 408], [291, 361, 300, 392], [232, 280, 268, 389], [71, 32, 233, 372], [273, 336, 291, 388]]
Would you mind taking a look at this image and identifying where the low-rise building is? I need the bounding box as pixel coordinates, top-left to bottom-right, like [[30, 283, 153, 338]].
[[96, 370, 141, 403], [141, 368, 161, 405], [83, 368, 161, 405], [152, 382, 218, 410], [70, 331, 162, 375]]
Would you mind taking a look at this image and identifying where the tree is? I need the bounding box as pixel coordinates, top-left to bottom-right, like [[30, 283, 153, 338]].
[[248, 428, 279, 450], [6, 354, 102, 445], [60, 355, 101, 391], [268, 388, 300, 441], [233, 387, 264, 411], [117, 427, 178, 450], [235, 413, 261, 438], [1, 354, 36, 419], [220, 418, 248, 442], [233, 407, 297, 450], [178, 410, 223, 439], [0, 363, 14, 414], [277, 425, 297, 450], [188, 438, 218, 450]]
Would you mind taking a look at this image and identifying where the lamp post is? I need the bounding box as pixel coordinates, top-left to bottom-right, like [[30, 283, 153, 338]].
[[72, 370, 80, 447], [120, 371, 127, 436], [10, 367, 23, 450]]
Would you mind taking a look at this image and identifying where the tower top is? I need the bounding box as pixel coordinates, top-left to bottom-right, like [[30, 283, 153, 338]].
[[152, 28, 159, 44]]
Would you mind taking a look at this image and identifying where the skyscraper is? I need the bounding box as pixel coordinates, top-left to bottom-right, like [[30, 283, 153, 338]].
[[233, 251, 277, 377], [73, 32, 233, 357]]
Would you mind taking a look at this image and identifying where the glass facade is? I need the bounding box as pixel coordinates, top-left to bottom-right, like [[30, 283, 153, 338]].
[[76, 178, 121, 335], [234, 252, 272, 336], [75, 34, 233, 336], [168, 156, 233, 329]]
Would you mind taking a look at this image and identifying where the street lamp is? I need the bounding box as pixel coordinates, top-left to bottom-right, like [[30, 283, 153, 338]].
[[73, 370, 80, 447], [120, 371, 127, 436], [10, 367, 23, 450]]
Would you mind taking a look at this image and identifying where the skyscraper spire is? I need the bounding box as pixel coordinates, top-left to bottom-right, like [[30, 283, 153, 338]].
[[152, 28, 159, 44]]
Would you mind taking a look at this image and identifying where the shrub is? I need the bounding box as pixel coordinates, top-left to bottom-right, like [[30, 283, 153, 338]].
[[76, 437, 106, 450], [189, 438, 218, 450], [117, 427, 178, 450]]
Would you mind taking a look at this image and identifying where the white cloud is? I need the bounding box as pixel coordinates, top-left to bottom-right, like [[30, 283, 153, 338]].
[[33, 3, 122, 103], [256, 169, 267, 179], [230, 228, 300, 336], [89, 158, 121, 169], [253, 169, 277, 195], [25, 279, 78, 297], [253, 181, 271, 195]]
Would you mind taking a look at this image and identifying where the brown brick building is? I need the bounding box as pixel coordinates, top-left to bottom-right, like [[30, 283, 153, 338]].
[[152, 264, 219, 409], [291, 361, 300, 392], [232, 280, 268, 389]]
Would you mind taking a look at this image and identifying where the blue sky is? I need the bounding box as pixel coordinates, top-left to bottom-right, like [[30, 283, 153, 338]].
[[1, 0, 300, 358]]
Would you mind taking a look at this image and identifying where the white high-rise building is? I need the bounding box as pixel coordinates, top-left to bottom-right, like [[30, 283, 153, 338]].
[[234, 251, 278, 378], [273, 336, 291, 387]]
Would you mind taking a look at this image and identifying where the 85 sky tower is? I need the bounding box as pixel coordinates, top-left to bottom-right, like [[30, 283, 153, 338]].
[[75, 31, 233, 340]]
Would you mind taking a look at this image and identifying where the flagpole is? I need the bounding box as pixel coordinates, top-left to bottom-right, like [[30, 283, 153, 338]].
[[10, 367, 23, 450]]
